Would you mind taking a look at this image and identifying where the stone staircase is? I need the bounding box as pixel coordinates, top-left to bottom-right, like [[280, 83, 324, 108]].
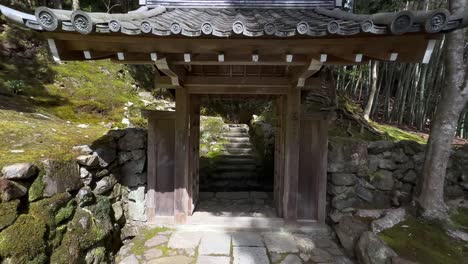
[[201, 124, 262, 191]]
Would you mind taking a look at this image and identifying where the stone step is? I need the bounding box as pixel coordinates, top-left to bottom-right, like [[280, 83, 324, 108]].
[[221, 137, 250, 143], [227, 127, 249, 133], [214, 164, 257, 172], [217, 158, 256, 166], [223, 132, 249, 138], [212, 171, 256, 180], [224, 143, 252, 148], [223, 149, 253, 155], [217, 154, 255, 159]]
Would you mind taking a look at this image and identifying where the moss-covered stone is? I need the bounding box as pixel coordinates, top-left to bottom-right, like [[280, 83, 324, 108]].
[[30, 192, 72, 229], [28, 172, 45, 202], [42, 159, 82, 197], [50, 196, 114, 263], [0, 215, 47, 263], [0, 200, 19, 231], [379, 216, 467, 264], [54, 200, 76, 225]]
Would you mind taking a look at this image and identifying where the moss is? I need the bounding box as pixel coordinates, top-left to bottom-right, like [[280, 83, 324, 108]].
[[371, 122, 427, 144], [0, 200, 19, 231], [0, 215, 47, 262], [30, 192, 72, 228], [28, 172, 45, 202], [54, 200, 76, 225], [379, 216, 468, 264], [131, 227, 171, 255], [451, 207, 468, 230]]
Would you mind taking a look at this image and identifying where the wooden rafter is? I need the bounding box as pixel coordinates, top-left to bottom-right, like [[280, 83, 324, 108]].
[[154, 57, 185, 87], [293, 59, 323, 88]]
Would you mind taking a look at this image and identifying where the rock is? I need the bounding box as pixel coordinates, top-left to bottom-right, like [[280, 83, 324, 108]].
[[371, 208, 406, 233], [127, 186, 147, 222], [76, 186, 95, 207], [145, 235, 169, 248], [328, 185, 350, 196], [368, 155, 381, 172], [371, 171, 394, 191], [310, 248, 333, 262], [280, 254, 302, 264], [0, 200, 19, 231], [328, 138, 368, 173], [76, 155, 99, 167], [131, 149, 146, 161], [93, 147, 117, 168], [121, 160, 146, 178], [335, 216, 369, 257], [121, 225, 140, 240], [332, 189, 357, 210], [112, 201, 124, 222], [168, 231, 203, 249], [232, 232, 264, 247], [379, 159, 398, 170], [0, 179, 28, 202], [294, 234, 316, 253], [300, 253, 311, 262], [198, 232, 231, 255], [356, 185, 374, 202], [42, 159, 82, 197], [263, 232, 299, 253], [93, 175, 117, 195], [233, 247, 269, 264], [80, 167, 92, 179], [402, 170, 418, 184], [355, 209, 384, 219], [119, 129, 146, 151], [118, 151, 133, 164], [413, 152, 425, 164], [368, 141, 395, 154], [120, 254, 139, 264], [147, 256, 193, 264], [197, 256, 230, 264], [1, 163, 37, 180], [85, 247, 107, 264], [95, 169, 110, 179], [391, 149, 409, 163], [72, 145, 93, 155], [144, 248, 163, 260], [121, 173, 147, 188], [356, 232, 397, 264], [331, 173, 356, 186]]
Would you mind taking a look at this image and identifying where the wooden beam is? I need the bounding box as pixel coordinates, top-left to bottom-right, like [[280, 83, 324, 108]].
[[422, 39, 437, 64], [170, 53, 309, 66], [187, 86, 287, 95], [174, 89, 190, 224], [154, 57, 185, 87], [294, 59, 322, 88]]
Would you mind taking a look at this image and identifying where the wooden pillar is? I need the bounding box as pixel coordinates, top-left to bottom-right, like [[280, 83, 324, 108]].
[[283, 86, 301, 223], [274, 96, 286, 217], [144, 111, 176, 222], [175, 88, 190, 224], [188, 95, 200, 215]]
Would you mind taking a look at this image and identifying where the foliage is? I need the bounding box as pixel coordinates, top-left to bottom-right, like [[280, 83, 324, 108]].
[[379, 216, 468, 264], [4, 80, 25, 94], [200, 116, 226, 158]]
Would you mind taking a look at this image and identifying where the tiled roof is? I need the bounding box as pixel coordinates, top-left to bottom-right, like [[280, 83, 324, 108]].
[[1, 4, 468, 38]]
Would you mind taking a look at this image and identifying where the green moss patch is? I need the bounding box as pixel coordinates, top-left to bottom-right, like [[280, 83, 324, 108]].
[[0, 214, 47, 262], [130, 227, 171, 255], [0, 200, 20, 231], [30, 192, 72, 229], [379, 216, 468, 264], [451, 207, 468, 230], [29, 172, 45, 202], [371, 122, 427, 144]]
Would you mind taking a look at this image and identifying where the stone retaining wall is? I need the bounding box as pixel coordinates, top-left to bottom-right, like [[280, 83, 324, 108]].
[[327, 137, 468, 223]]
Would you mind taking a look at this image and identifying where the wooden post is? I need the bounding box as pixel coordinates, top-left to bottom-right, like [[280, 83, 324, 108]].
[[188, 95, 200, 215], [274, 96, 286, 217], [175, 88, 190, 224], [283, 86, 301, 223], [144, 111, 176, 221]]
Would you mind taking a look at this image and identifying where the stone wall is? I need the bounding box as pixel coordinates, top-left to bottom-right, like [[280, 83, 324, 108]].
[[327, 137, 468, 223], [0, 128, 147, 263]]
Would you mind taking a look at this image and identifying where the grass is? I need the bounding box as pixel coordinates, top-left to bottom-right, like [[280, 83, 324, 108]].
[[379, 216, 468, 264], [451, 207, 468, 231], [130, 227, 171, 256], [0, 109, 108, 167]]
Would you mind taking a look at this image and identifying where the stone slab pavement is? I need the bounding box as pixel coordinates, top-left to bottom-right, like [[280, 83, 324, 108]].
[[116, 228, 355, 264]]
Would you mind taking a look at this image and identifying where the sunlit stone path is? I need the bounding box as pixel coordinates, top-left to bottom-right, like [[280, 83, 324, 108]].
[[116, 227, 354, 264]]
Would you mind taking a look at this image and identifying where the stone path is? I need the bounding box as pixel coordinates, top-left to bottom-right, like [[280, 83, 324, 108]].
[[116, 228, 354, 264], [194, 192, 277, 217]]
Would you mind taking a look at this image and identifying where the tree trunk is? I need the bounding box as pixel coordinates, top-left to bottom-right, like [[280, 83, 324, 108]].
[[52, 0, 62, 8], [417, 0, 468, 221], [364, 61, 378, 121], [72, 0, 80, 10]]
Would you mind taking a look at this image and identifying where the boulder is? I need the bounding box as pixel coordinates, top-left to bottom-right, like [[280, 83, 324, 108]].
[[332, 189, 357, 210], [371, 171, 394, 191], [80, 167, 92, 179], [331, 173, 356, 186], [328, 138, 368, 173], [0, 179, 28, 202], [356, 232, 397, 264], [335, 216, 369, 257], [293, 234, 316, 253], [121, 173, 147, 188], [93, 147, 117, 168], [379, 159, 398, 170], [121, 159, 146, 177], [1, 163, 38, 180], [391, 149, 409, 164], [76, 155, 99, 167], [368, 155, 381, 172], [402, 170, 417, 184], [371, 208, 406, 233], [94, 175, 118, 195], [356, 185, 374, 202], [368, 141, 395, 154], [72, 145, 93, 155], [126, 186, 147, 222], [112, 201, 124, 222], [76, 186, 95, 207], [0, 200, 20, 231], [355, 209, 384, 219], [118, 129, 146, 151], [328, 185, 350, 196], [42, 159, 82, 197]]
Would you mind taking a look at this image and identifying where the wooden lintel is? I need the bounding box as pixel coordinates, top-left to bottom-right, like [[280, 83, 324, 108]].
[[155, 57, 185, 87], [170, 53, 310, 66], [185, 76, 292, 88], [187, 86, 287, 95], [293, 59, 323, 88]]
